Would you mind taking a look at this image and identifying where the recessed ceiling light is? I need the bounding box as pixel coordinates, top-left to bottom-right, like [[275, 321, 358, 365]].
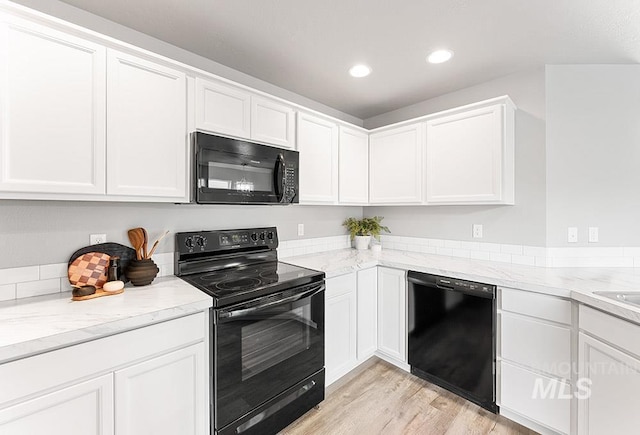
[[427, 49, 454, 64], [349, 64, 371, 78]]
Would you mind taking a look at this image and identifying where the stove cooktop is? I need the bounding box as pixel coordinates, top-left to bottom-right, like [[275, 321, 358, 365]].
[[180, 261, 324, 308]]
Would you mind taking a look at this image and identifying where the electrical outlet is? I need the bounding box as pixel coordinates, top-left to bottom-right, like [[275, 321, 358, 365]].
[[472, 224, 483, 239], [90, 233, 107, 245], [567, 227, 578, 243], [588, 227, 599, 243], [297, 223, 304, 236]]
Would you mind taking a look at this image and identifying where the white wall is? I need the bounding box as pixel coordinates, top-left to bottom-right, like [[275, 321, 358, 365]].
[[546, 65, 640, 247], [364, 69, 547, 246], [0, 201, 360, 268]]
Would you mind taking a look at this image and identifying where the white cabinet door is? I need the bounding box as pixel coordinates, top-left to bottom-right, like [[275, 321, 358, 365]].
[[195, 77, 250, 139], [377, 267, 406, 362], [115, 343, 207, 435], [297, 112, 338, 203], [325, 273, 357, 385], [250, 96, 295, 149], [356, 268, 377, 360], [338, 127, 369, 204], [369, 123, 424, 204], [425, 100, 515, 204], [106, 50, 187, 199], [0, 374, 114, 435], [578, 317, 640, 435], [0, 14, 106, 194]]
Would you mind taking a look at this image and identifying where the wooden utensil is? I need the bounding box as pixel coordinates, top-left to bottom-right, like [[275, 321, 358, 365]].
[[142, 228, 148, 259], [147, 230, 170, 259], [127, 228, 145, 260]]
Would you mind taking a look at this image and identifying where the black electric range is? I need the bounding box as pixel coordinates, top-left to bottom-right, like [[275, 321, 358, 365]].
[[175, 227, 325, 435]]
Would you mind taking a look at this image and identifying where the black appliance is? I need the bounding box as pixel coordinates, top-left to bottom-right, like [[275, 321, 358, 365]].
[[175, 227, 325, 435], [407, 271, 497, 413], [193, 132, 299, 204]]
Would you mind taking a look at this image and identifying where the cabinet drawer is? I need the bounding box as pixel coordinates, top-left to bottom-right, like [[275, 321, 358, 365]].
[[500, 313, 571, 379], [0, 312, 206, 406], [501, 288, 571, 324], [579, 305, 640, 358], [500, 361, 571, 434], [326, 273, 356, 299]]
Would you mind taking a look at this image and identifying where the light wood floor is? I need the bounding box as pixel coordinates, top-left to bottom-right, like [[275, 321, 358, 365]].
[[281, 358, 538, 435]]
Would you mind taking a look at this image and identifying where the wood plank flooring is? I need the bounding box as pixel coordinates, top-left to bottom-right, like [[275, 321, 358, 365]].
[[281, 358, 538, 435]]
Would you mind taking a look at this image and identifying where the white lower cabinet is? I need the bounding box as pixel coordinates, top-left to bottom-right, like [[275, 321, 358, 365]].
[[115, 343, 205, 435], [498, 288, 572, 434], [356, 268, 377, 360], [325, 268, 379, 385], [376, 267, 407, 364], [0, 312, 208, 435], [325, 273, 357, 385], [577, 306, 640, 435], [0, 374, 114, 435], [500, 362, 571, 434]]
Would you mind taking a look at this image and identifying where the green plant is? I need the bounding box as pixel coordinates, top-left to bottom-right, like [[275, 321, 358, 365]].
[[342, 216, 390, 241]]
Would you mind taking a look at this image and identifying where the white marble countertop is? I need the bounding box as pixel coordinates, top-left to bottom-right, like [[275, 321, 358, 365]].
[[283, 248, 640, 324], [0, 276, 212, 364]]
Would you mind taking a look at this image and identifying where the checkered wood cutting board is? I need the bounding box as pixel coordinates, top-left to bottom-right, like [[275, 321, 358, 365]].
[[68, 252, 110, 289]]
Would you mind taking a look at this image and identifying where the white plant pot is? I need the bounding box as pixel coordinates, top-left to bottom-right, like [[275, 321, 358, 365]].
[[354, 235, 371, 250]]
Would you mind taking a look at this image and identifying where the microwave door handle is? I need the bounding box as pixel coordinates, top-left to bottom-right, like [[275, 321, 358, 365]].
[[273, 154, 285, 202], [217, 284, 324, 322]]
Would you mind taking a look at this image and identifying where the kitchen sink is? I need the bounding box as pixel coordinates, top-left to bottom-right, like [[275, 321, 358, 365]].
[[593, 291, 640, 307]]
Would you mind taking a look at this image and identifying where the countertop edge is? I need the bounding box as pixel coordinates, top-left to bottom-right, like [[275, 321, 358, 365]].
[[283, 249, 640, 325]]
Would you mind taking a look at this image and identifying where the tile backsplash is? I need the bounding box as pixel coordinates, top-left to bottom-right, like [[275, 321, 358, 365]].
[[3, 235, 640, 302], [0, 252, 175, 302]]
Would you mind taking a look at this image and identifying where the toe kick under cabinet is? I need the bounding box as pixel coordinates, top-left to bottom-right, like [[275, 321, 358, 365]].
[[498, 288, 573, 435], [0, 312, 209, 435]]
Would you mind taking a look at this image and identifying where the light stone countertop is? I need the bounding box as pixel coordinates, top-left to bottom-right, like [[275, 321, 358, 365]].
[[0, 276, 212, 364], [282, 248, 640, 325]]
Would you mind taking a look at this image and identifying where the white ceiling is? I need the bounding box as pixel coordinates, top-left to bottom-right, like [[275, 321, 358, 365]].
[[56, 0, 640, 120]]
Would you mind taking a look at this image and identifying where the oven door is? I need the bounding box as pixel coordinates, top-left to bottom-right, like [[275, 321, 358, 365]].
[[195, 132, 298, 204], [213, 282, 324, 432]]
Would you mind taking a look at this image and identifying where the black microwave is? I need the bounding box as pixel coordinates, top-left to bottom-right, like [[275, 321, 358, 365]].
[[193, 132, 299, 204]]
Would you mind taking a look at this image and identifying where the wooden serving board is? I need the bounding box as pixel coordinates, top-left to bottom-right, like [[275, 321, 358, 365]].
[[72, 288, 124, 301], [68, 243, 136, 283], [68, 252, 110, 289]]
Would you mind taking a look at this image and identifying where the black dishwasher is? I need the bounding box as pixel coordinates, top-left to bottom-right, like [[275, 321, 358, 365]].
[[407, 271, 497, 413]]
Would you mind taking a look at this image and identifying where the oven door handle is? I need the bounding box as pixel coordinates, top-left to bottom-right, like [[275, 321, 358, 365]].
[[217, 283, 324, 321]]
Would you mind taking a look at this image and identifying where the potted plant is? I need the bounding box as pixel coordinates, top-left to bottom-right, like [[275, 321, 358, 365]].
[[343, 216, 390, 250]]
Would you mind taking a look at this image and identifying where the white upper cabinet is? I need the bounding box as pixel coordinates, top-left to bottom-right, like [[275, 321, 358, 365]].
[[369, 123, 425, 204], [425, 97, 515, 204], [338, 127, 369, 204], [106, 50, 188, 199], [297, 112, 338, 203], [0, 14, 106, 195], [195, 78, 250, 139], [250, 96, 296, 149]]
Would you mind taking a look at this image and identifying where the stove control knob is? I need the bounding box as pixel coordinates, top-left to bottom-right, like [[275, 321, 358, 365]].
[[185, 237, 194, 248], [195, 236, 207, 248], [267, 231, 274, 241], [259, 232, 266, 241], [250, 233, 258, 242]]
